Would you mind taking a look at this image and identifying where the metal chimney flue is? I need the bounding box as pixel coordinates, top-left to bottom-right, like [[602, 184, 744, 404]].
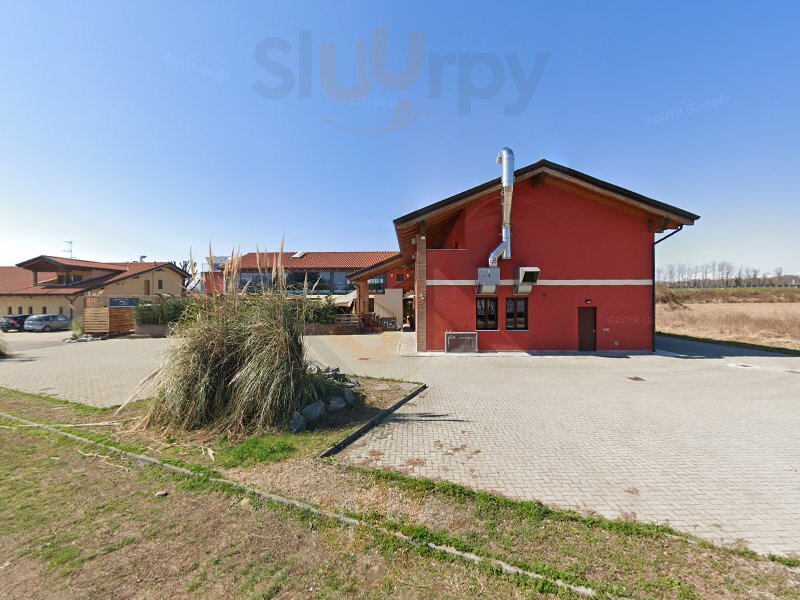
[[488, 147, 515, 267]]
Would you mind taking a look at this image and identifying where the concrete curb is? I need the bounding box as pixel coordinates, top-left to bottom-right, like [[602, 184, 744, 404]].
[[0, 409, 597, 598], [319, 383, 427, 459]]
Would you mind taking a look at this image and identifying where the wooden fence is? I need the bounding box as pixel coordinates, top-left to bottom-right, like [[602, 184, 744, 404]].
[[83, 307, 136, 334]]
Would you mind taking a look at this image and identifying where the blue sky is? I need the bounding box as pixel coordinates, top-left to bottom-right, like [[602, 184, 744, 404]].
[[1, 1, 798, 273]]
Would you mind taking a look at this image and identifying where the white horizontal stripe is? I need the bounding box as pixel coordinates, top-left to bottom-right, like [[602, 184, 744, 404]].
[[426, 279, 476, 286], [426, 279, 652, 286], [537, 279, 653, 286]]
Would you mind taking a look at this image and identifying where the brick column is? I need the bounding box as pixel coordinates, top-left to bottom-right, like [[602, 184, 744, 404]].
[[356, 280, 370, 314], [414, 227, 427, 352]]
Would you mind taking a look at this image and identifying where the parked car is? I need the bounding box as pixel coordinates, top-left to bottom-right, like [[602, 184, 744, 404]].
[[1, 314, 31, 332], [23, 314, 72, 332]]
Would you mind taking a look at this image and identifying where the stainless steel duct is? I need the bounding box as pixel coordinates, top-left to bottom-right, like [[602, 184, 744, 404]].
[[488, 147, 515, 267]]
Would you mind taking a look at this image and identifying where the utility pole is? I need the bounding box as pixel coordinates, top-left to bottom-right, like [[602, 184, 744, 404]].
[[63, 241, 73, 259]]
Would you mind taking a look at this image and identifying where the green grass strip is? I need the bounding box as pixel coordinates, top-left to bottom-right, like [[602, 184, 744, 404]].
[[0, 409, 603, 598]]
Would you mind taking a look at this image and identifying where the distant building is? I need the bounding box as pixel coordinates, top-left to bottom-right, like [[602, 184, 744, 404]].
[[0, 255, 189, 318], [202, 251, 410, 326]]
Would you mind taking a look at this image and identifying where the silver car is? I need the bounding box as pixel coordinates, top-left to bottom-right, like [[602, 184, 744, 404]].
[[24, 314, 72, 332]]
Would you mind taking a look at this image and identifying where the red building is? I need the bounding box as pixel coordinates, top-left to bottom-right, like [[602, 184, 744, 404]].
[[350, 149, 699, 352]]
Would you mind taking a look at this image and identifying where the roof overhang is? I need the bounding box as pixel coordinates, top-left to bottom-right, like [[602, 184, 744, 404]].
[[348, 253, 409, 282], [15, 255, 126, 272]]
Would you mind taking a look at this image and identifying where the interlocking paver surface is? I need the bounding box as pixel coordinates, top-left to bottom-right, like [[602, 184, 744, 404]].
[[0, 335, 167, 407], [306, 333, 800, 556], [2, 331, 798, 555]]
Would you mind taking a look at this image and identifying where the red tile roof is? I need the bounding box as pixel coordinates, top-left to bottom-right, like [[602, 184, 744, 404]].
[[1, 262, 187, 297], [239, 251, 398, 272], [0, 267, 57, 294], [16, 255, 128, 271]]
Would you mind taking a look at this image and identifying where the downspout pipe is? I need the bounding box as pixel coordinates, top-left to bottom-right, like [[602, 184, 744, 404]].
[[651, 224, 684, 351], [489, 147, 515, 268]]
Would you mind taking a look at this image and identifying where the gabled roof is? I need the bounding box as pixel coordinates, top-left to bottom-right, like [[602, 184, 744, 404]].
[[239, 251, 397, 271], [392, 158, 700, 258], [16, 255, 128, 271], [2, 261, 189, 297]]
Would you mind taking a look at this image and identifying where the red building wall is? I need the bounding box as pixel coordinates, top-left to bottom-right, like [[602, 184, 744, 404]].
[[424, 182, 654, 351], [386, 269, 412, 290]]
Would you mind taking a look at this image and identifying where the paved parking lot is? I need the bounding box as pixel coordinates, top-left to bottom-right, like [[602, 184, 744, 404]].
[[2, 330, 68, 352], [2, 330, 798, 555], [0, 333, 166, 407], [307, 333, 800, 556]]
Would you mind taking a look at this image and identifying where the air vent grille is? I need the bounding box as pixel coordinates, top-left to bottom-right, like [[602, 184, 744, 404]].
[[445, 332, 478, 353]]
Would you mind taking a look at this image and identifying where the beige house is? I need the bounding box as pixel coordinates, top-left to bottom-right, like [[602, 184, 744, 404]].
[[0, 256, 188, 319]]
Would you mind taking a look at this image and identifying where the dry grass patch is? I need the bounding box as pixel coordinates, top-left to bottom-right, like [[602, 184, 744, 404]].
[[657, 303, 800, 351], [1, 424, 548, 599], [3, 388, 800, 599], [669, 287, 800, 304]]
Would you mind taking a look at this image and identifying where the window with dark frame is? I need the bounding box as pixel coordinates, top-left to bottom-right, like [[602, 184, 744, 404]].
[[368, 274, 386, 294], [505, 297, 528, 330], [476, 297, 498, 330], [158, 279, 163, 290], [396, 273, 405, 282]]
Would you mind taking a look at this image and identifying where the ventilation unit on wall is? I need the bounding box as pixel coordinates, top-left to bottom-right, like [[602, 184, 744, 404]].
[[514, 267, 541, 295], [476, 267, 500, 295], [445, 331, 478, 353]]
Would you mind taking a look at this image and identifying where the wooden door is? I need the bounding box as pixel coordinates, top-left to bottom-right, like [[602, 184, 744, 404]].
[[578, 307, 596, 351]]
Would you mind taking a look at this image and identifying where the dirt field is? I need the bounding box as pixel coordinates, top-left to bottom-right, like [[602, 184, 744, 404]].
[[2, 387, 800, 599], [657, 303, 800, 351]]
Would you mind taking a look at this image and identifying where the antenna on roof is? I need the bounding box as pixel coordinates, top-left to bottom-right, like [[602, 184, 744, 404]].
[[139, 255, 147, 262], [63, 241, 73, 259]]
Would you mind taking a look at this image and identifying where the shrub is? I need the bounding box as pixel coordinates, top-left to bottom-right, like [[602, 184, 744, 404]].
[[303, 295, 338, 324], [70, 316, 84, 337], [0, 335, 8, 358], [135, 299, 187, 325], [144, 248, 335, 435]]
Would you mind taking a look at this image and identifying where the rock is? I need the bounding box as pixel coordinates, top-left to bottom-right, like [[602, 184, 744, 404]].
[[288, 411, 307, 433], [375, 383, 391, 391], [301, 400, 327, 423], [342, 389, 356, 405], [154, 490, 169, 498], [239, 497, 252, 509], [327, 396, 346, 411]]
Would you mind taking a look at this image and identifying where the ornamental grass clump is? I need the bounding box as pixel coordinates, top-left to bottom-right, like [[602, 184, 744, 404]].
[[145, 244, 334, 435]]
